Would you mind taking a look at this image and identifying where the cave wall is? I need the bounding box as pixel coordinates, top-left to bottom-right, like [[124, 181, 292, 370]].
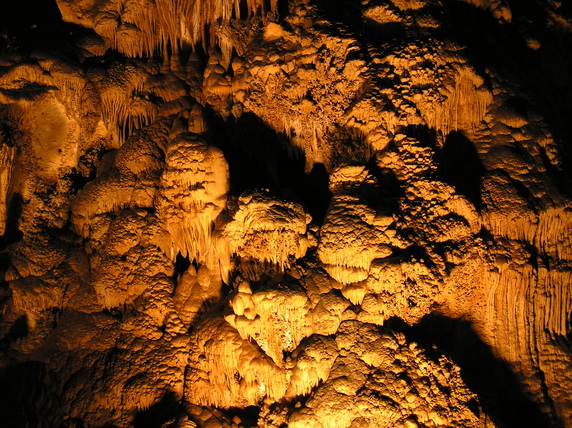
[[1, 0, 572, 427]]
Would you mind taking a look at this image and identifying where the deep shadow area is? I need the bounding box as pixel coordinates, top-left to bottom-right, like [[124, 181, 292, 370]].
[[399, 125, 439, 149], [386, 314, 554, 428], [133, 390, 183, 428], [312, 0, 364, 33], [0, 0, 97, 59], [207, 111, 331, 223], [0, 361, 63, 428], [0, 315, 28, 351], [173, 253, 192, 282], [59, 418, 86, 428], [439, 131, 484, 209], [0, 0, 62, 35], [442, 0, 572, 188], [224, 406, 261, 428], [0, 193, 24, 252]]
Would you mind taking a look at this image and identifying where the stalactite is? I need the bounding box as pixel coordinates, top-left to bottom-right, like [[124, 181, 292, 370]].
[[62, 0, 277, 58], [423, 65, 493, 137], [4, 1, 572, 426], [0, 143, 15, 235], [228, 285, 313, 365], [187, 318, 287, 408]]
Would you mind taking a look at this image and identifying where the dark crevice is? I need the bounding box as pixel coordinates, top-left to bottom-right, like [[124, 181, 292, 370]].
[[66, 169, 97, 194], [0, 193, 24, 251], [276, 0, 290, 20], [224, 406, 260, 428], [0, 315, 29, 351], [173, 253, 192, 283], [439, 131, 485, 209]]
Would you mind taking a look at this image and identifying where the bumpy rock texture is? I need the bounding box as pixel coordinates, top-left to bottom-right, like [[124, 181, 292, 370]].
[[1, 0, 572, 427]]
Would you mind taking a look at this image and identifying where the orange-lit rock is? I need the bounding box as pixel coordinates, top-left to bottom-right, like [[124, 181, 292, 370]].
[[1, 0, 572, 427]]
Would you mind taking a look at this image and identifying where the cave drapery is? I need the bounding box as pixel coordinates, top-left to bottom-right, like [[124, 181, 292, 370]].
[[1, 0, 572, 427]]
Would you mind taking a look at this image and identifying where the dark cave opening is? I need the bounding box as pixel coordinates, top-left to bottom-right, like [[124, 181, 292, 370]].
[[385, 314, 554, 428], [206, 111, 331, 224], [439, 131, 484, 209], [173, 253, 192, 283]]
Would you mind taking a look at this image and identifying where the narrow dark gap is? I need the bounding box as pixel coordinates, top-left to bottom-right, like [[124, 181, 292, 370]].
[[277, 0, 290, 20], [239, 0, 250, 20], [0, 193, 24, 252], [385, 314, 555, 428]]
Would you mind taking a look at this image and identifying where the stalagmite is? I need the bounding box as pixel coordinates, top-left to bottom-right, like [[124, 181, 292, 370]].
[[223, 189, 311, 270], [156, 132, 229, 266], [318, 165, 394, 284]]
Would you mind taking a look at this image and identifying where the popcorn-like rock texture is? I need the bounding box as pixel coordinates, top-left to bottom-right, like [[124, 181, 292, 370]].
[[1, 0, 572, 427]]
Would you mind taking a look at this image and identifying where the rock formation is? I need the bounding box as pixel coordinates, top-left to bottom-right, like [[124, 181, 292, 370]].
[[1, 0, 572, 427]]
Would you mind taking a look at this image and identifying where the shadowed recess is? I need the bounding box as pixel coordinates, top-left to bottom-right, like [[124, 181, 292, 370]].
[[133, 390, 183, 428], [386, 314, 553, 428], [0, 0, 62, 34], [439, 131, 484, 209], [443, 0, 572, 179], [207, 111, 331, 223], [0, 361, 63, 428]]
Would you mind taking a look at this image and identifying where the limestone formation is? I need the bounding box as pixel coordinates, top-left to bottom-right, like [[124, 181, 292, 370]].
[[1, 0, 572, 427]]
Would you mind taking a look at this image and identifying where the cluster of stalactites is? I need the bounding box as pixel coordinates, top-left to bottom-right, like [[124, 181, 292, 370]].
[[57, 0, 278, 58]]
